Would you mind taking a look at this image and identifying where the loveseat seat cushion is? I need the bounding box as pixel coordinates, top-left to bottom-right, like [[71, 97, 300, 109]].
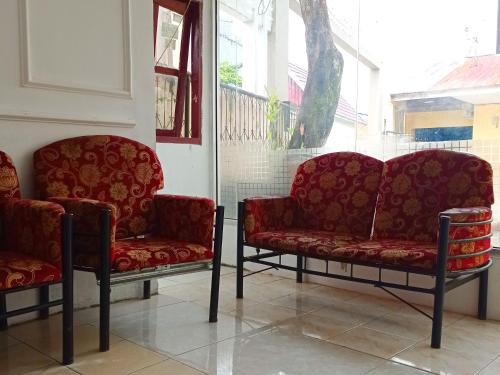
[[373, 150, 494, 242], [290, 152, 384, 238], [0, 251, 62, 290], [246, 228, 364, 258], [330, 236, 490, 272]]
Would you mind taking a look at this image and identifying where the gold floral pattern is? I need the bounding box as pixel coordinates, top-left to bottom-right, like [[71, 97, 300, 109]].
[[60, 143, 82, 160], [345, 160, 361, 176], [0, 151, 21, 198], [120, 143, 137, 160], [79, 164, 101, 187], [374, 149, 494, 242], [34, 135, 164, 239], [291, 152, 384, 237], [110, 182, 128, 202], [423, 159, 442, 177], [47, 181, 69, 197], [135, 163, 154, 184]]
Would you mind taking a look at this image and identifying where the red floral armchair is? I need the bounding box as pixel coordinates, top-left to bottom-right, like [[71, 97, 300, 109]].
[[237, 150, 494, 349], [0, 152, 73, 365], [34, 135, 224, 352]]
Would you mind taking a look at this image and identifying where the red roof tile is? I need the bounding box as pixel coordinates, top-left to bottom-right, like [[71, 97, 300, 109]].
[[432, 55, 500, 90]]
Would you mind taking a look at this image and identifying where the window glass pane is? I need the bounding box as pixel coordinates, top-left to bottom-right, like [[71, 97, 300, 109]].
[[218, 0, 360, 219], [155, 7, 183, 69], [357, 0, 500, 244]]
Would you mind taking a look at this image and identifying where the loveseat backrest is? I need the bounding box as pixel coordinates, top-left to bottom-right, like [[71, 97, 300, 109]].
[[373, 149, 494, 242], [0, 151, 21, 198], [34, 135, 164, 239], [291, 152, 384, 238]]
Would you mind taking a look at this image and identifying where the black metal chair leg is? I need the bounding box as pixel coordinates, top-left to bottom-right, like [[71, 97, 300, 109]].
[[39, 285, 50, 319], [0, 294, 7, 331], [99, 210, 111, 352], [478, 269, 488, 320], [143, 280, 151, 300], [209, 206, 224, 322], [62, 213, 74, 365], [431, 215, 450, 349], [236, 202, 244, 299], [296, 255, 303, 283]]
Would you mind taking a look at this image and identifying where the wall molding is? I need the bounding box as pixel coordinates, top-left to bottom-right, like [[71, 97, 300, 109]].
[[0, 109, 135, 128], [18, 0, 133, 99]]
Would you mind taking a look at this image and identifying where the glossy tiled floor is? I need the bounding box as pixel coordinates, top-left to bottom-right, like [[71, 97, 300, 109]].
[[2, 266, 500, 374]]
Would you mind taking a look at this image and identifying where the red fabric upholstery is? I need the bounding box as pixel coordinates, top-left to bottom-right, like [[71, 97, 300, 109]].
[[154, 195, 215, 249], [0, 199, 65, 268], [0, 252, 61, 290], [48, 198, 117, 269], [244, 196, 296, 239], [34, 136, 217, 273], [290, 152, 384, 238], [246, 228, 363, 258], [373, 150, 494, 242], [445, 207, 492, 271], [34, 135, 164, 239], [113, 237, 212, 272], [0, 151, 20, 198]]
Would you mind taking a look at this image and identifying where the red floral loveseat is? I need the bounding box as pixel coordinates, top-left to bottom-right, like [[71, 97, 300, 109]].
[[33, 135, 224, 352], [237, 150, 493, 348]]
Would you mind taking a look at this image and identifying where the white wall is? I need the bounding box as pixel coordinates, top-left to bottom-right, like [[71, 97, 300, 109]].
[[0, 0, 157, 316]]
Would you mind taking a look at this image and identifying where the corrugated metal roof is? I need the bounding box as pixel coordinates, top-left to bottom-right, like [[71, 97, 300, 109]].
[[432, 55, 500, 90], [288, 62, 367, 125]]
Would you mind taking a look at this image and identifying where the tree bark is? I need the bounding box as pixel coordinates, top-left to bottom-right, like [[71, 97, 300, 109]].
[[288, 0, 343, 149]]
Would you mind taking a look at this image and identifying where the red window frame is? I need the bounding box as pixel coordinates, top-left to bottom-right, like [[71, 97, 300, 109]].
[[154, 0, 202, 144]]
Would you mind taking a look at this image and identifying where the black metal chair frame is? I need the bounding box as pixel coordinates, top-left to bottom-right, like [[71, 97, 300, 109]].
[[74, 206, 225, 352], [236, 201, 492, 349], [0, 213, 74, 364]]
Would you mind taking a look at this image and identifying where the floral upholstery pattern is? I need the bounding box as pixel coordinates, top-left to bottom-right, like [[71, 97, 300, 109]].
[[154, 195, 215, 249], [444, 207, 492, 271], [34, 135, 164, 239], [290, 152, 384, 238], [0, 151, 20, 198], [246, 228, 363, 258], [0, 198, 65, 268], [113, 237, 212, 272], [48, 197, 117, 269], [373, 150, 494, 242], [0, 252, 61, 290], [244, 196, 296, 239]]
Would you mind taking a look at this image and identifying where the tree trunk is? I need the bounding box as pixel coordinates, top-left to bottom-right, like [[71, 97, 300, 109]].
[[288, 0, 343, 149]]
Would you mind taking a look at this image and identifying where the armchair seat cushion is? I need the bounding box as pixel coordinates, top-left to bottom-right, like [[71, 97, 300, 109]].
[[0, 251, 62, 290], [246, 228, 364, 258], [113, 237, 213, 272], [74, 237, 213, 272]]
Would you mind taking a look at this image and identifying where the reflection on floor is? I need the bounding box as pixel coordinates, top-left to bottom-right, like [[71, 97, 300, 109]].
[[1, 266, 500, 374]]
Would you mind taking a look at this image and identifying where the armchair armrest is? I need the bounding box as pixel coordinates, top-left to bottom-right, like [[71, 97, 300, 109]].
[[439, 207, 492, 271], [49, 197, 117, 268], [243, 196, 297, 239], [0, 198, 65, 268], [154, 194, 215, 249]]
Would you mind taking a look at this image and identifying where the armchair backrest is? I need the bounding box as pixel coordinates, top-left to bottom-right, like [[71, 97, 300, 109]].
[[373, 149, 494, 242], [34, 135, 164, 239], [0, 151, 21, 198], [290, 152, 384, 238]]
